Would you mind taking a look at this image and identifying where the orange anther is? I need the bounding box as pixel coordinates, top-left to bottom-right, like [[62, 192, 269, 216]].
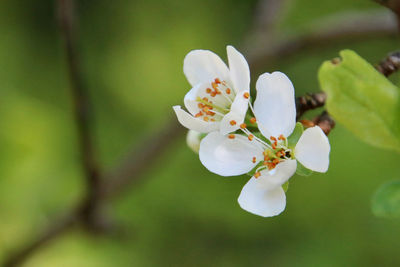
[[210, 118, 216, 122], [228, 134, 235, 139], [273, 158, 280, 164], [240, 123, 247, 129], [202, 97, 209, 101], [230, 120, 237, 126], [248, 134, 254, 141], [254, 172, 261, 178], [195, 111, 203, 118], [252, 157, 257, 163], [210, 91, 217, 97], [250, 117, 257, 124], [243, 92, 250, 99], [272, 144, 276, 150], [206, 88, 212, 93], [264, 155, 270, 161], [203, 117, 209, 122], [270, 136, 277, 141], [225, 88, 231, 94], [215, 78, 221, 84], [278, 134, 286, 141], [206, 111, 215, 116], [211, 82, 218, 90]]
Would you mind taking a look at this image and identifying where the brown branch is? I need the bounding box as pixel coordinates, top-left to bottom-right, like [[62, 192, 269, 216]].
[[246, 10, 399, 70], [4, 6, 399, 267], [376, 51, 400, 76], [374, 0, 400, 29]]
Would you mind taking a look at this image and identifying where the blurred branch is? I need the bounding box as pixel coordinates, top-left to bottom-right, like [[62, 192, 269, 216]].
[[246, 10, 399, 70], [101, 119, 184, 199], [376, 51, 400, 76], [4, 4, 400, 267], [57, 0, 103, 230], [374, 0, 400, 29]]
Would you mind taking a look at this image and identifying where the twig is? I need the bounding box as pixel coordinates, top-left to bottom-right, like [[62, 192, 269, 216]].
[[4, 1, 101, 266], [296, 92, 327, 120], [246, 10, 399, 70], [376, 51, 400, 76], [374, 0, 400, 29]]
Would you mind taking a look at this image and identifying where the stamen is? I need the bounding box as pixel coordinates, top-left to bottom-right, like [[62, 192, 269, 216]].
[[214, 78, 221, 84], [206, 88, 212, 94], [203, 117, 209, 122], [243, 92, 250, 99], [254, 172, 261, 178], [195, 111, 203, 118], [228, 134, 235, 139], [278, 134, 286, 141], [250, 117, 257, 124], [248, 134, 254, 141], [252, 157, 256, 163], [225, 88, 231, 94], [230, 120, 237, 126], [240, 123, 247, 129]]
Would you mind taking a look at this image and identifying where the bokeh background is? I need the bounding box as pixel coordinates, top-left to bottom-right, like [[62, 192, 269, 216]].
[[1, 0, 400, 266]]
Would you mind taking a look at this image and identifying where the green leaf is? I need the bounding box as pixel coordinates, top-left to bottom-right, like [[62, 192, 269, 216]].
[[287, 122, 304, 148], [318, 49, 400, 152], [282, 181, 289, 192], [295, 162, 313, 176], [372, 180, 400, 218]]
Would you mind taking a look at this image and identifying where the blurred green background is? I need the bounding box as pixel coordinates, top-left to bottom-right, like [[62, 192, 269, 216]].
[[1, 0, 400, 266]]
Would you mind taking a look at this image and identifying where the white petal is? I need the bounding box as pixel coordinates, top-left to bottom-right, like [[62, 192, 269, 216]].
[[173, 106, 219, 133], [258, 159, 297, 190], [227, 45, 250, 93], [184, 83, 230, 117], [219, 91, 249, 135], [183, 50, 230, 87], [238, 180, 286, 217], [186, 130, 202, 153], [254, 72, 296, 138], [199, 132, 264, 176], [294, 126, 330, 172], [184, 84, 203, 115]]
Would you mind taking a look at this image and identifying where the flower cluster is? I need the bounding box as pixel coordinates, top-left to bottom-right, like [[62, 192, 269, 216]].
[[173, 46, 330, 217]]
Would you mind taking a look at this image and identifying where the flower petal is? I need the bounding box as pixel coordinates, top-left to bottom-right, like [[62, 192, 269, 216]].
[[238, 180, 286, 217], [184, 82, 230, 117], [183, 50, 230, 87], [258, 159, 297, 189], [199, 132, 264, 176], [186, 130, 203, 153], [294, 126, 330, 172], [219, 91, 249, 135], [173, 105, 219, 133], [254, 72, 296, 138], [227, 45, 250, 93]]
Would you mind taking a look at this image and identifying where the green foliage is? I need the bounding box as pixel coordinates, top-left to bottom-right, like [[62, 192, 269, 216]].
[[318, 50, 400, 152], [295, 162, 313, 176], [372, 180, 400, 218], [282, 181, 289, 192], [287, 122, 304, 148]]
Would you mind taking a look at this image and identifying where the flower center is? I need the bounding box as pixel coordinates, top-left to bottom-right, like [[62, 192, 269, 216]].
[[194, 78, 235, 122], [250, 134, 293, 178]]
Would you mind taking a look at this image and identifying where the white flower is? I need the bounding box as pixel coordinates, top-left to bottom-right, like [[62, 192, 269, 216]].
[[173, 45, 251, 135], [199, 72, 330, 217], [186, 130, 203, 153]]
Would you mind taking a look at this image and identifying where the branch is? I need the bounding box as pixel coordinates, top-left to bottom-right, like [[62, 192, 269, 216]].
[[246, 10, 399, 70], [376, 51, 400, 76]]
